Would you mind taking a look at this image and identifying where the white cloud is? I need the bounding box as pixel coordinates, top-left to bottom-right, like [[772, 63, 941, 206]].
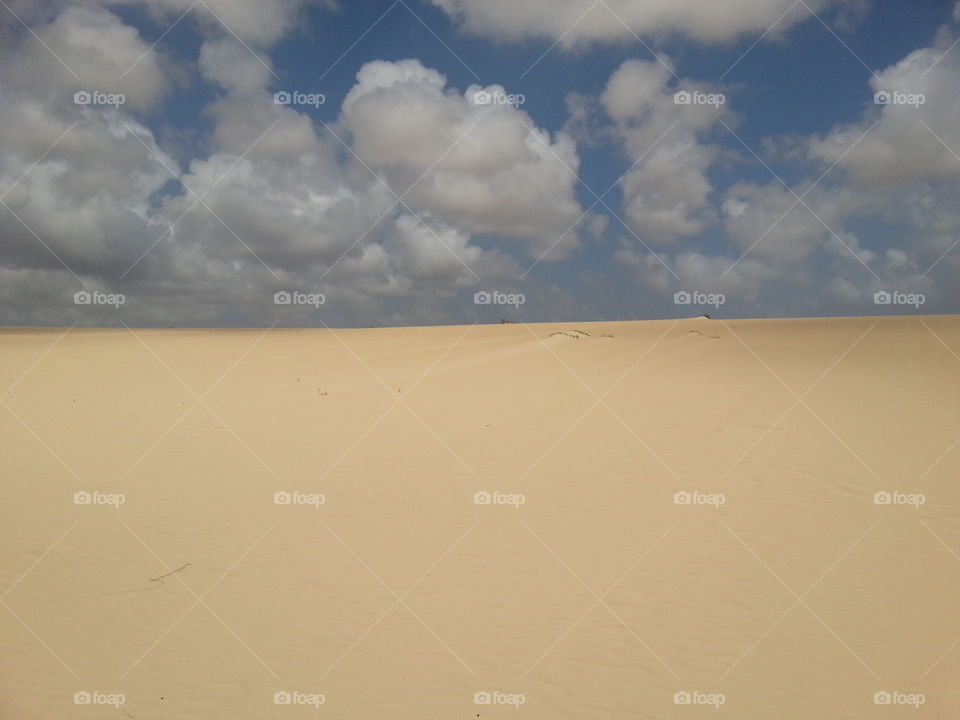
[[601, 58, 730, 244], [198, 34, 273, 93], [0, 9, 540, 326], [157, 48, 527, 315], [601, 57, 675, 122], [380, 214, 517, 290], [198, 39, 321, 157], [0, 113, 175, 275], [0, 8, 176, 279], [785, 20, 960, 312], [2, 1, 958, 325], [721, 182, 829, 265], [163, 49, 479, 280], [431, 0, 837, 45], [808, 27, 960, 184], [341, 59, 587, 257], [8, 5, 170, 112], [615, 246, 771, 301], [612, 18, 960, 315], [135, 0, 322, 47], [621, 140, 719, 241]]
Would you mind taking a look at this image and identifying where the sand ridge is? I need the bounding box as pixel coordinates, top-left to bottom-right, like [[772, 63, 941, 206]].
[[1, 316, 958, 718]]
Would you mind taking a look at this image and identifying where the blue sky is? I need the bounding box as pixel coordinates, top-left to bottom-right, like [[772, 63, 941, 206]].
[[0, 0, 958, 326]]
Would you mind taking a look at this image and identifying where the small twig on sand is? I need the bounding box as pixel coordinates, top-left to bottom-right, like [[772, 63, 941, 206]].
[[149, 563, 191, 582]]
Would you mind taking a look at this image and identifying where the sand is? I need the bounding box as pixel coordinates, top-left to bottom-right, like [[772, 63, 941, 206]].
[[1, 316, 958, 718]]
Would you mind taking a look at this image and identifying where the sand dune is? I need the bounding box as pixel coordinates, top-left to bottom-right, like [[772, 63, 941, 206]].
[[1, 316, 958, 718]]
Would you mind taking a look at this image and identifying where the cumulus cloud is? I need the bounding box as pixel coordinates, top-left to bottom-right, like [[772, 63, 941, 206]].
[[600, 58, 731, 244], [0, 6, 550, 327], [794, 21, 960, 309], [2, 5, 171, 112], [611, 14, 960, 316], [0, 6, 176, 282], [720, 181, 839, 265], [161, 49, 520, 295], [431, 0, 838, 45], [341, 59, 587, 257], [808, 27, 960, 184], [608, 33, 960, 314], [616, 245, 771, 299], [2, 0, 957, 326], [198, 39, 319, 157], [130, 0, 326, 47]]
